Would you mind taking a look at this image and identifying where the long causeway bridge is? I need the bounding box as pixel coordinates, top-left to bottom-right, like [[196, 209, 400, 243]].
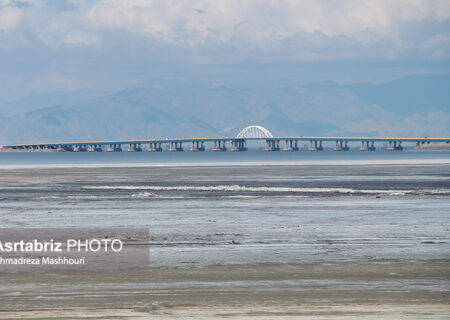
[[2, 125, 449, 152]]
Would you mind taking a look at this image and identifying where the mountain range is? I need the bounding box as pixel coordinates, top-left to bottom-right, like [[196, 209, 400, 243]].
[[0, 74, 449, 144]]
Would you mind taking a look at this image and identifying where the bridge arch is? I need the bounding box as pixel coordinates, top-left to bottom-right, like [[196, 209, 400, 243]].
[[237, 125, 273, 138]]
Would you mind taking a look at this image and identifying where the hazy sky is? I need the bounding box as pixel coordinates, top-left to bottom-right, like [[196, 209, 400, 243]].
[[0, 0, 449, 100]]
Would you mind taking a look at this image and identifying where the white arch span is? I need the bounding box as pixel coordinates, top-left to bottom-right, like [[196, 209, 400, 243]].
[[236, 125, 273, 138]]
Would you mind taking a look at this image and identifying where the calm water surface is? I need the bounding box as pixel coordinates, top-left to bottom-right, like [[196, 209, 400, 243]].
[[1, 149, 449, 165]]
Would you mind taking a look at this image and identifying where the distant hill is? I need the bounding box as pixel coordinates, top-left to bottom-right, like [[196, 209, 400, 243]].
[[1, 88, 108, 116], [306, 74, 450, 115], [0, 74, 449, 144]]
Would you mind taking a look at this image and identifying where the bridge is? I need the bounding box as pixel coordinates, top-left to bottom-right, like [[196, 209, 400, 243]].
[[1, 125, 449, 152]]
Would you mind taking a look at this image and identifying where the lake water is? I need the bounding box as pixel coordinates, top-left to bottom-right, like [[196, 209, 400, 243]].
[[0, 149, 449, 166]]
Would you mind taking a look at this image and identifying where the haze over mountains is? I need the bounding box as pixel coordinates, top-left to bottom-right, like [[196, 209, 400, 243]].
[[0, 73, 448, 144]]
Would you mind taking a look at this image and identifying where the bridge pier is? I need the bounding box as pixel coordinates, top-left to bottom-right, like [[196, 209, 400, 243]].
[[308, 140, 316, 151], [148, 142, 162, 152], [360, 141, 368, 151], [360, 141, 375, 151], [74, 145, 87, 152], [283, 140, 291, 151], [359, 140, 369, 151], [230, 139, 247, 151], [283, 140, 299, 151], [334, 140, 350, 151], [127, 143, 142, 152], [190, 141, 205, 151], [308, 140, 323, 151], [387, 141, 393, 151], [387, 141, 403, 151], [88, 144, 103, 152], [211, 140, 227, 151], [265, 139, 280, 151], [108, 144, 122, 152], [169, 141, 183, 151], [334, 141, 341, 151]]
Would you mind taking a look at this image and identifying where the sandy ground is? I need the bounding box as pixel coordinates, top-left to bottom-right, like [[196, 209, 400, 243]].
[[0, 261, 448, 319], [0, 305, 449, 320]]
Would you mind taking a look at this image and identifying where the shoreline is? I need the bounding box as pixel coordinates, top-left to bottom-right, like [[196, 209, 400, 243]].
[[1, 158, 450, 170]]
